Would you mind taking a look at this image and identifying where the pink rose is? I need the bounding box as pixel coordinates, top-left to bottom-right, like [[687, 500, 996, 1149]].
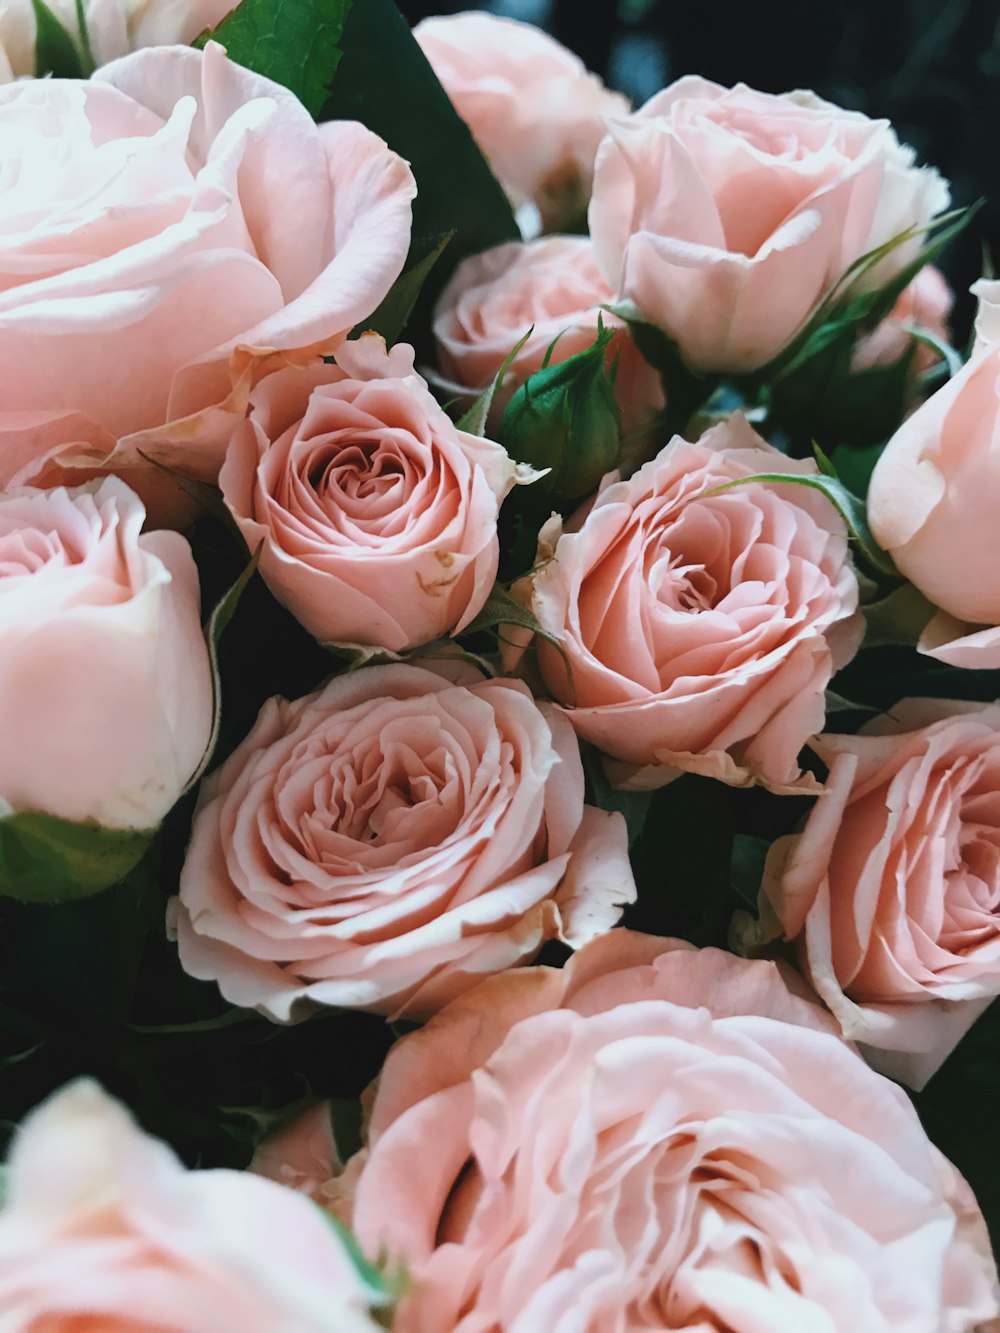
[[342, 931, 998, 1332], [414, 12, 627, 233], [0, 1079, 391, 1331], [0, 478, 211, 830], [0, 0, 233, 80], [751, 699, 1000, 1089], [867, 282, 1000, 666], [220, 336, 516, 653], [433, 236, 663, 436], [175, 663, 635, 1021], [252, 1103, 341, 1208], [589, 76, 948, 373], [852, 264, 953, 374], [508, 414, 862, 792], [0, 43, 415, 504]]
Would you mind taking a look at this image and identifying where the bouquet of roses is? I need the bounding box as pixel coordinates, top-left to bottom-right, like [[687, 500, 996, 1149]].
[[1, 0, 999, 1327]]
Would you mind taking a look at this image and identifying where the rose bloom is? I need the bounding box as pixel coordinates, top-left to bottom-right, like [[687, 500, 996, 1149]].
[[868, 280, 1000, 667], [221, 336, 517, 653], [414, 11, 627, 233], [751, 699, 1000, 1090], [589, 75, 948, 374], [336, 931, 999, 1332], [852, 264, 953, 375], [175, 663, 634, 1021], [0, 0, 232, 80], [0, 42, 415, 511], [0, 1079, 390, 1332], [433, 236, 663, 435], [0, 477, 211, 830], [508, 413, 862, 792]]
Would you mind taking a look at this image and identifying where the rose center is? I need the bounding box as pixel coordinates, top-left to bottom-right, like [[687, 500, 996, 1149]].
[[0, 526, 64, 578]]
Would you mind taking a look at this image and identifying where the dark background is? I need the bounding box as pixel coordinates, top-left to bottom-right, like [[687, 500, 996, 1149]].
[[398, 0, 1000, 340]]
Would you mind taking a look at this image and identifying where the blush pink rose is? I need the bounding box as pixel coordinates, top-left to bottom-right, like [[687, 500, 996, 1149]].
[[589, 75, 949, 373], [0, 1079, 392, 1332], [414, 12, 627, 233], [0, 0, 233, 80], [433, 236, 664, 435], [252, 1103, 341, 1208], [220, 336, 517, 653], [175, 663, 635, 1021], [852, 264, 953, 375], [340, 931, 999, 1332], [508, 413, 863, 792], [0, 42, 415, 505], [867, 282, 1000, 667], [750, 699, 1000, 1090], [0, 477, 211, 830]]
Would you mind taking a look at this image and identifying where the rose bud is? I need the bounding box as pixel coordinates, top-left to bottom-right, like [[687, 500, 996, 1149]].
[[414, 12, 627, 234], [868, 279, 1000, 667], [499, 321, 622, 511], [0, 1079, 395, 1331], [0, 478, 211, 837]]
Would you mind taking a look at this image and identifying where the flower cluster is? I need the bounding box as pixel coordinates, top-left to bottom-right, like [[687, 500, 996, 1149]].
[[1, 3, 999, 1331]]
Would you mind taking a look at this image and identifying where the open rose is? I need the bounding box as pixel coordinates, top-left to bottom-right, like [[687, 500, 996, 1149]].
[[0, 0, 233, 80], [0, 43, 415, 507], [589, 76, 948, 373], [749, 699, 1000, 1089], [0, 1079, 392, 1331], [221, 336, 516, 653], [0, 478, 211, 830], [414, 12, 627, 233], [175, 663, 634, 1021], [508, 413, 862, 792], [433, 236, 663, 436], [339, 931, 999, 1332], [868, 281, 1000, 667]]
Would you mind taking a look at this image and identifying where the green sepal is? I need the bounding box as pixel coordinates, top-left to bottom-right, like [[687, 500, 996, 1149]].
[[32, 0, 85, 77], [351, 232, 453, 345], [455, 329, 532, 436], [185, 543, 262, 793], [0, 810, 154, 905]]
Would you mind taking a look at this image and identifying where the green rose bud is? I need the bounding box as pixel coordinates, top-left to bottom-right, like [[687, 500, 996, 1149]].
[[499, 321, 621, 511]]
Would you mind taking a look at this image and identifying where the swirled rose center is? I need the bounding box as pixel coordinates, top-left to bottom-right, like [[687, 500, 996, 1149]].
[[0, 526, 63, 577]]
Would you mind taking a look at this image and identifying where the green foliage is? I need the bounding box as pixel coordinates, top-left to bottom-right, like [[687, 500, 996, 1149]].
[[0, 811, 153, 905], [31, 0, 86, 76], [352, 233, 453, 344], [321, 0, 518, 314], [499, 321, 621, 510], [196, 0, 353, 118]]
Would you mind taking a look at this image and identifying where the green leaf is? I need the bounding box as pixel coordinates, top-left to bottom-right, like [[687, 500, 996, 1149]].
[[351, 232, 453, 345], [186, 543, 262, 792], [708, 470, 899, 579], [581, 744, 652, 847], [455, 329, 533, 436], [0, 810, 154, 905], [137, 452, 244, 544], [197, 0, 353, 118], [321, 0, 518, 312], [603, 304, 717, 438], [32, 0, 85, 77]]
